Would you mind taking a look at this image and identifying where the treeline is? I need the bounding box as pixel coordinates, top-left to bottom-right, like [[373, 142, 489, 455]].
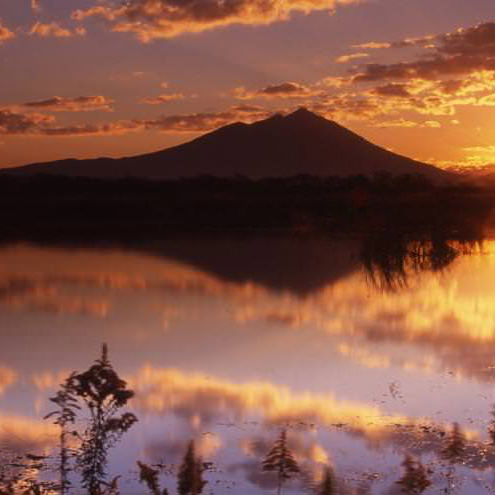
[[0, 173, 491, 240]]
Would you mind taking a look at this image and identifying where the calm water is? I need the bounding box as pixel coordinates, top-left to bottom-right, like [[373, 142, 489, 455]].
[[1, 238, 495, 494]]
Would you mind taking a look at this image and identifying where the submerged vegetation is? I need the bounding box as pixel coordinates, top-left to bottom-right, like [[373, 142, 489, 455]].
[[1, 345, 495, 494], [262, 430, 300, 495], [360, 234, 483, 290]]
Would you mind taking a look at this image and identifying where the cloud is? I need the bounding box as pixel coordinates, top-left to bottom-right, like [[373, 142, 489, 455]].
[[0, 103, 270, 137], [0, 367, 17, 396], [0, 108, 55, 135], [140, 93, 186, 105], [352, 41, 391, 50], [24, 96, 114, 112], [128, 365, 407, 431], [353, 22, 495, 83], [307, 68, 495, 123], [0, 276, 109, 317], [127, 366, 495, 472], [140, 105, 271, 133], [40, 121, 142, 136], [31, 0, 41, 12], [71, 0, 361, 42], [233, 82, 323, 100], [439, 22, 495, 57], [32, 370, 71, 391], [335, 52, 369, 64], [30, 22, 86, 38], [0, 106, 141, 136], [461, 145, 495, 166], [0, 19, 15, 42], [0, 412, 57, 453], [372, 83, 411, 98], [372, 118, 439, 129]]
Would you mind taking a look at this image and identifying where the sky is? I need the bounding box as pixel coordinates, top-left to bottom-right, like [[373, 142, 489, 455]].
[[0, 0, 495, 169]]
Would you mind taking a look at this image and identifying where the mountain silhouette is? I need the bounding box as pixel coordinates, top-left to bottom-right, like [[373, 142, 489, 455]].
[[5, 108, 451, 180]]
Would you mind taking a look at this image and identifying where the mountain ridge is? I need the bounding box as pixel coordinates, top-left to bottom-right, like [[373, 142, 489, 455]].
[[3, 108, 452, 181]]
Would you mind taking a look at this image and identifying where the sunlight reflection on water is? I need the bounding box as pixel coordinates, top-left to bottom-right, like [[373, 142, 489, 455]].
[[1, 238, 495, 494]]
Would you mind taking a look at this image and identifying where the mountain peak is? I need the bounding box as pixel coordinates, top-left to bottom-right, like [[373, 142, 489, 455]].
[[285, 107, 320, 120], [288, 107, 314, 116], [6, 109, 451, 181], [282, 108, 335, 129]]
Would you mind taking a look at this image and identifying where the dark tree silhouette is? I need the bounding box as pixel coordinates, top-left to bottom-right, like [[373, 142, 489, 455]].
[[318, 466, 336, 495], [441, 423, 466, 494], [262, 430, 300, 495], [489, 406, 495, 446], [137, 461, 168, 495], [177, 441, 207, 495], [442, 423, 466, 464], [44, 373, 80, 495], [70, 344, 137, 495], [396, 455, 431, 495]]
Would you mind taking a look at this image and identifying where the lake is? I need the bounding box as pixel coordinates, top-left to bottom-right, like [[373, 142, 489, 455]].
[[1, 237, 495, 494]]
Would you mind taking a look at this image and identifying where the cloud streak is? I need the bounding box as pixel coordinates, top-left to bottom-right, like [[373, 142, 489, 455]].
[[0, 367, 17, 397], [24, 96, 114, 112], [335, 52, 369, 64], [140, 93, 185, 105], [0, 19, 15, 42], [0, 105, 270, 137], [30, 22, 86, 38], [353, 22, 495, 82], [233, 82, 323, 100], [72, 0, 361, 42]]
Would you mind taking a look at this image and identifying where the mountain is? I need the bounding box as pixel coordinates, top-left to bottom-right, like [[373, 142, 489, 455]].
[[5, 108, 451, 180]]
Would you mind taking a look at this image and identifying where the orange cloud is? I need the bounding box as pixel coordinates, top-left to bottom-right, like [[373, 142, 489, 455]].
[[0, 367, 17, 396], [372, 83, 411, 97], [335, 52, 369, 64], [140, 93, 186, 105], [24, 95, 114, 112], [72, 0, 361, 42], [128, 365, 407, 432], [127, 365, 495, 470], [32, 370, 71, 391], [0, 19, 15, 42], [233, 82, 322, 100], [0, 412, 57, 453], [0, 103, 270, 137], [140, 105, 271, 133], [30, 22, 86, 38], [352, 41, 391, 50], [373, 118, 441, 129], [0, 108, 55, 135], [41, 121, 142, 136], [0, 276, 109, 317], [353, 22, 495, 83]]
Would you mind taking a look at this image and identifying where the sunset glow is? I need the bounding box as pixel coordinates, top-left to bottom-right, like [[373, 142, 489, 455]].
[[1, 0, 494, 169]]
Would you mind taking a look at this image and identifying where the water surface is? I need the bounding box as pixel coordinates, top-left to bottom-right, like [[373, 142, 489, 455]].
[[1, 238, 495, 494]]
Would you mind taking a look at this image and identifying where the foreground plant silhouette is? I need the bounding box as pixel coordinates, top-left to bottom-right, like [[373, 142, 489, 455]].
[[262, 430, 300, 495], [396, 454, 431, 495], [44, 373, 80, 495], [177, 441, 207, 495], [137, 461, 169, 495], [318, 466, 336, 495], [69, 344, 138, 495]]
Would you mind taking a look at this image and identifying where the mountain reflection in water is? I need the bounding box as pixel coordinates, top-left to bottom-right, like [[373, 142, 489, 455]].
[[1, 237, 495, 494]]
